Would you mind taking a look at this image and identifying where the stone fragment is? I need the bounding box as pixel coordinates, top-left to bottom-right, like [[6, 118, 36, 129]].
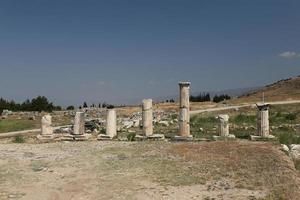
[[290, 144, 300, 160]]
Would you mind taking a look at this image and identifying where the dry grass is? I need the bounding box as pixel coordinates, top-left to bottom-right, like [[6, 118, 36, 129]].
[[0, 141, 299, 199], [230, 76, 300, 104], [167, 141, 300, 199]]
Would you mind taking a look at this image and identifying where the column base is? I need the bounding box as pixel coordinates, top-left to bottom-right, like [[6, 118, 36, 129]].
[[250, 135, 275, 141], [173, 135, 193, 141], [61, 133, 92, 141], [97, 134, 114, 140], [212, 134, 236, 141], [134, 134, 165, 141], [37, 134, 58, 142]]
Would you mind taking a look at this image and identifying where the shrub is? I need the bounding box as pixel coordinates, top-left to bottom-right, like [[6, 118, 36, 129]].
[[127, 133, 136, 141], [100, 128, 106, 134], [232, 114, 256, 124], [285, 113, 297, 121], [13, 136, 25, 143], [277, 132, 300, 146], [66, 105, 75, 110]]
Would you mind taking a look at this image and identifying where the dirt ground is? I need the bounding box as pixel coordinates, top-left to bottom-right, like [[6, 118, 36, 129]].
[[0, 141, 299, 200]]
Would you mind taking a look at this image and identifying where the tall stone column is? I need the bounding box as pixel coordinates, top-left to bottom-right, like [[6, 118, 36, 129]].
[[218, 114, 229, 137], [142, 99, 153, 136], [73, 112, 85, 135], [257, 104, 270, 137], [178, 82, 191, 137], [106, 108, 117, 138]]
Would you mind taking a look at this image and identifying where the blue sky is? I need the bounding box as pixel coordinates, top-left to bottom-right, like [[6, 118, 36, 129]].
[[0, 0, 300, 106]]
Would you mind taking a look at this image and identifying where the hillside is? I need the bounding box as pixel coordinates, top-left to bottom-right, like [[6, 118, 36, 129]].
[[231, 76, 300, 103]]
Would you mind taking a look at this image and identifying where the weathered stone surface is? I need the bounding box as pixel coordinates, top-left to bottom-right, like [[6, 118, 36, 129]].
[[106, 109, 117, 138], [174, 135, 193, 141], [147, 134, 165, 140], [290, 144, 300, 160], [41, 114, 53, 135], [256, 104, 270, 137], [218, 114, 229, 137], [281, 144, 290, 153], [250, 135, 275, 141], [178, 82, 191, 137], [142, 99, 153, 136], [74, 112, 85, 135], [37, 114, 56, 141]]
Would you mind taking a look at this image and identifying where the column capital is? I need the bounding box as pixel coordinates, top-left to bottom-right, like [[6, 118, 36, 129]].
[[179, 82, 191, 86]]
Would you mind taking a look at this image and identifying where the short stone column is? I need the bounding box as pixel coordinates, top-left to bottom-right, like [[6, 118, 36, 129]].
[[142, 99, 153, 136], [178, 82, 191, 137], [41, 114, 53, 135], [37, 114, 55, 140], [73, 112, 85, 135], [61, 111, 91, 141], [106, 108, 117, 138], [218, 114, 229, 137], [257, 104, 270, 137]]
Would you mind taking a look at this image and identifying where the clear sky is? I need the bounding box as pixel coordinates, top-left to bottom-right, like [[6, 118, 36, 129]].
[[0, 0, 300, 106]]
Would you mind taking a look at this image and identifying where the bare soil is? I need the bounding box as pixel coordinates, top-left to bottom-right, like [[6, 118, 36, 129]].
[[0, 141, 299, 200]]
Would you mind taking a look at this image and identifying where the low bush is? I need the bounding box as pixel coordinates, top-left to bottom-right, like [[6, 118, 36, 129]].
[[127, 133, 136, 141], [13, 136, 25, 143]]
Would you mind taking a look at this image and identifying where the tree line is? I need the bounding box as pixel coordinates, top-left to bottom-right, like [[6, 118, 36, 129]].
[[0, 96, 62, 114], [190, 93, 231, 103]]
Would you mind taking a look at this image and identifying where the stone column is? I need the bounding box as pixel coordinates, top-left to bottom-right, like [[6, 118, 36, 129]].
[[74, 112, 85, 135], [257, 104, 269, 137], [37, 114, 55, 141], [179, 82, 191, 137], [142, 99, 153, 136], [106, 108, 117, 138], [41, 114, 53, 135], [218, 114, 229, 137]]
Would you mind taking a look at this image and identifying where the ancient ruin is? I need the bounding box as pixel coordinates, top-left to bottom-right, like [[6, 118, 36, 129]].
[[142, 99, 153, 136], [251, 103, 275, 140], [37, 114, 56, 141], [176, 82, 192, 139], [98, 108, 117, 140], [62, 112, 91, 141], [213, 114, 235, 140]]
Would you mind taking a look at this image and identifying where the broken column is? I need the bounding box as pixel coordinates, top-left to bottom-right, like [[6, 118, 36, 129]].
[[37, 114, 55, 140], [257, 104, 270, 137], [106, 108, 117, 138], [178, 82, 191, 138], [62, 112, 91, 141], [142, 99, 153, 136], [251, 103, 274, 140], [218, 114, 229, 137], [214, 114, 235, 140], [74, 112, 85, 135]]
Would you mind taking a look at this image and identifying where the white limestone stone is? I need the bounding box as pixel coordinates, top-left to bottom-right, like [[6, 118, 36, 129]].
[[73, 112, 85, 135], [178, 82, 191, 137], [106, 109, 117, 138], [142, 99, 153, 136], [41, 114, 53, 135], [218, 114, 229, 137], [257, 104, 270, 137]]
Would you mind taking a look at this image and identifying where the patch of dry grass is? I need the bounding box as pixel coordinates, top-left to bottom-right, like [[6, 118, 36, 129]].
[[167, 141, 300, 199]]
